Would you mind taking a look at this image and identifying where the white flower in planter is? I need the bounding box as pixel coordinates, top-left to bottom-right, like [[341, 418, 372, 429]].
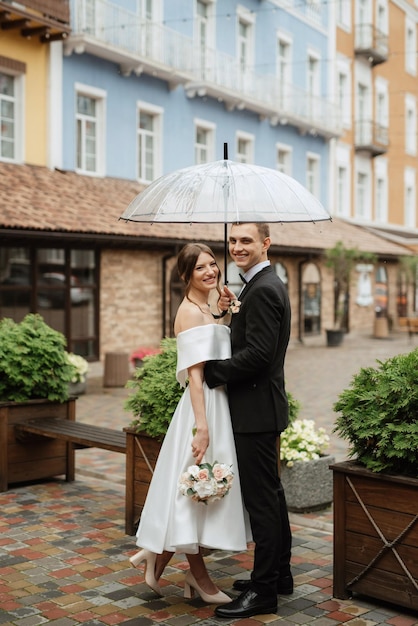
[[280, 419, 330, 467], [66, 353, 89, 384]]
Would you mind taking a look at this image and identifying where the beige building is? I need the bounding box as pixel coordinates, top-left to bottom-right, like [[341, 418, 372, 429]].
[[334, 0, 418, 318]]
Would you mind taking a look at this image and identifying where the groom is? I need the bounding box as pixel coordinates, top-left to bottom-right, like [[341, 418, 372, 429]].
[[205, 222, 293, 619]]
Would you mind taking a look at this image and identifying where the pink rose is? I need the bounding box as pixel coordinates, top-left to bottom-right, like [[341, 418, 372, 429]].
[[197, 468, 210, 481]]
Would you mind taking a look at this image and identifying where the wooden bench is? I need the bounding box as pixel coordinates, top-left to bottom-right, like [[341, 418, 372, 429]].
[[15, 418, 126, 454]]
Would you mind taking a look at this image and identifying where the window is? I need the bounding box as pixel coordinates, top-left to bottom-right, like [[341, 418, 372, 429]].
[[277, 35, 292, 108], [375, 78, 388, 140], [194, 119, 215, 164], [355, 158, 371, 220], [276, 143, 292, 175], [405, 95, 417, 155], [0, 61, 24, 163], [405, 18, 416, 75], [137, 102, 162, 183], [0, 246, 98, 358], [75, 84, 105, 176], [237, 6, 255, 72], [404, 168, 416, 228], [195, 0, 215, 79], [306, 153, 320, 197], [336, 165, 349, 217], [236, 132, 254, 163], [302, 262, 321, 335], [307, 51, 320, 120], [337, 0, 351, 30], [337, 58, 351, 128], [374, 158, 388, 222], [0, 73, 16, 161]]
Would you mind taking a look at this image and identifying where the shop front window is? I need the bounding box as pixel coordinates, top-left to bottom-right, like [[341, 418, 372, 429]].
[[302, 263, 321, 334], [0, 246, 98, 359]]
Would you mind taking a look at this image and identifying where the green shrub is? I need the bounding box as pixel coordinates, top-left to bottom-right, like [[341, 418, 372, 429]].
[[125, 337, 183, 438], [334, 348, 418, 475], [125, 336, 301, 439], [0, 314, 74, 402]]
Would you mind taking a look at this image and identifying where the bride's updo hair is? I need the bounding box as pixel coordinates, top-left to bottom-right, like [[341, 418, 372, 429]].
[[177, 243, 221, 299]]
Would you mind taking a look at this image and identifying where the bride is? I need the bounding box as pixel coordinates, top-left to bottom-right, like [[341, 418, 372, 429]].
[[129, 242, 250, 604]]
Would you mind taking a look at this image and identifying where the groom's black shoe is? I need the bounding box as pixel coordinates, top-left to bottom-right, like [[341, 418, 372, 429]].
[[233, 574, 293, 595], [214, 589, 277, 619]]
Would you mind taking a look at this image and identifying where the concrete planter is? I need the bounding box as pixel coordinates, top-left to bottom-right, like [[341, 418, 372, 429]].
[[281, 454, 335, 513]]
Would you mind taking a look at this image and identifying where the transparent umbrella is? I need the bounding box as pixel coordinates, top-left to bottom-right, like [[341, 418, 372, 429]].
[[120, 145, 331, 279]]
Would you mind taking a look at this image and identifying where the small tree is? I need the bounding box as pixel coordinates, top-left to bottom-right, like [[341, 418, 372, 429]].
[[325, 242, 376, 330]]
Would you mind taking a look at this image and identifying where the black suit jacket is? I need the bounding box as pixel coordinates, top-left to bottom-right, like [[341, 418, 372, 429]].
[[205, 266, 291, 434]]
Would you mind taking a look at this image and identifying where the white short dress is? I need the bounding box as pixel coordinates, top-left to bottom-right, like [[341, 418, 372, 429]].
[[135, 324, 251, 555]]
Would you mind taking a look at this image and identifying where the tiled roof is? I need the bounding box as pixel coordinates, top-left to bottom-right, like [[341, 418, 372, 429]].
[[0, 162, 411, 258]]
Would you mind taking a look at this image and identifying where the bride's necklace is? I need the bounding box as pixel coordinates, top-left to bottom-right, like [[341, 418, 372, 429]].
[[190, 298, 227, 320]]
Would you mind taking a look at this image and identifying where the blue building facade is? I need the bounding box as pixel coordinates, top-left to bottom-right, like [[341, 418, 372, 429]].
[[61, 0, 340, 209]]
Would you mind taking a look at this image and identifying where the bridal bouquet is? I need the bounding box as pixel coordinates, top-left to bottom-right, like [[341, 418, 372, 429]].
[[178, 461, 234, 504]]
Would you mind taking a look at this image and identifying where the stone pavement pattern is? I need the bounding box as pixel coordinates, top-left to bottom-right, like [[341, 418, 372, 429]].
[[1, 331, 417, 625]]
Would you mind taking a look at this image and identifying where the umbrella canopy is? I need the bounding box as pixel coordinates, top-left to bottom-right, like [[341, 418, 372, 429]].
[[120, 158, 331, 225]]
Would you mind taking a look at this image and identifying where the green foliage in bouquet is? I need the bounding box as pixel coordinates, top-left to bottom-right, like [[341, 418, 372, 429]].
[[334, 348, 418, 475], [125, 336, 302, 440], [0, 314, 74, 402], [125, 337, 183, 439]]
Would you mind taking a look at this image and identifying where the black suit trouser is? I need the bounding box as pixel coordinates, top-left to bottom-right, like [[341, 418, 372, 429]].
[[234, 432, 292, 596]]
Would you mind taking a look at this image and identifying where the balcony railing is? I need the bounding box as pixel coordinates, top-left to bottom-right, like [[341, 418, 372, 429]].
[[355, 119, 389, 156], [66, 0, 341, 139], [355, 24, 389, 65]]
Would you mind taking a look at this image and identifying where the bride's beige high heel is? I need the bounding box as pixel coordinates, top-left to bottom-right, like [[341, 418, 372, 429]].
[[129, 549, 162, 596], [184, 570, 231, 604]]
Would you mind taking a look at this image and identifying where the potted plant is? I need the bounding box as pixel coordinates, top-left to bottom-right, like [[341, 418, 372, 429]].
[[129, 346, 161, 369], [66, 352, 89, 395], [331, 348, 418, 611], [279, 405, 334, 512], [0, 314, 78, 491], [324, 242, 376, 346]]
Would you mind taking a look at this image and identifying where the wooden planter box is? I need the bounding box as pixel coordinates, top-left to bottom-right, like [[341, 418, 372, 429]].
[[331, 460, 418, 612], [0, 398, 76, 492], [125, 428, 162, 535]]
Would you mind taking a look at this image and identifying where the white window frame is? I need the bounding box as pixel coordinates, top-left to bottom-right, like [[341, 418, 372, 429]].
[[136, 100, 163, 184], [194, 118, 215, 164], [404, 167, 416, 228], [337, 56, 351, 128], [194, 0, 216, 81], [306, 48, 321, 121], [0, 68, 24, 164], [405, 94, 417, 156], [277, 32, 292, 109], [306, 152, 320, 198], [374, 157, 388, 223], [236, 4, 255, 72], [335, 143, 351, 218], [75, 83, 106, 177], [405, 17, 417, 76], [376, 0, 388, 36], [276, 142, 292, 176], [354, 156, 372, 220], [337, 0, 351, 30], [235, 131, 254, 163]]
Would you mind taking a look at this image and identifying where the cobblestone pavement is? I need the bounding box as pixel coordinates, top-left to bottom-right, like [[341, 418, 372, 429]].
[[1, 330, 417, 625]]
